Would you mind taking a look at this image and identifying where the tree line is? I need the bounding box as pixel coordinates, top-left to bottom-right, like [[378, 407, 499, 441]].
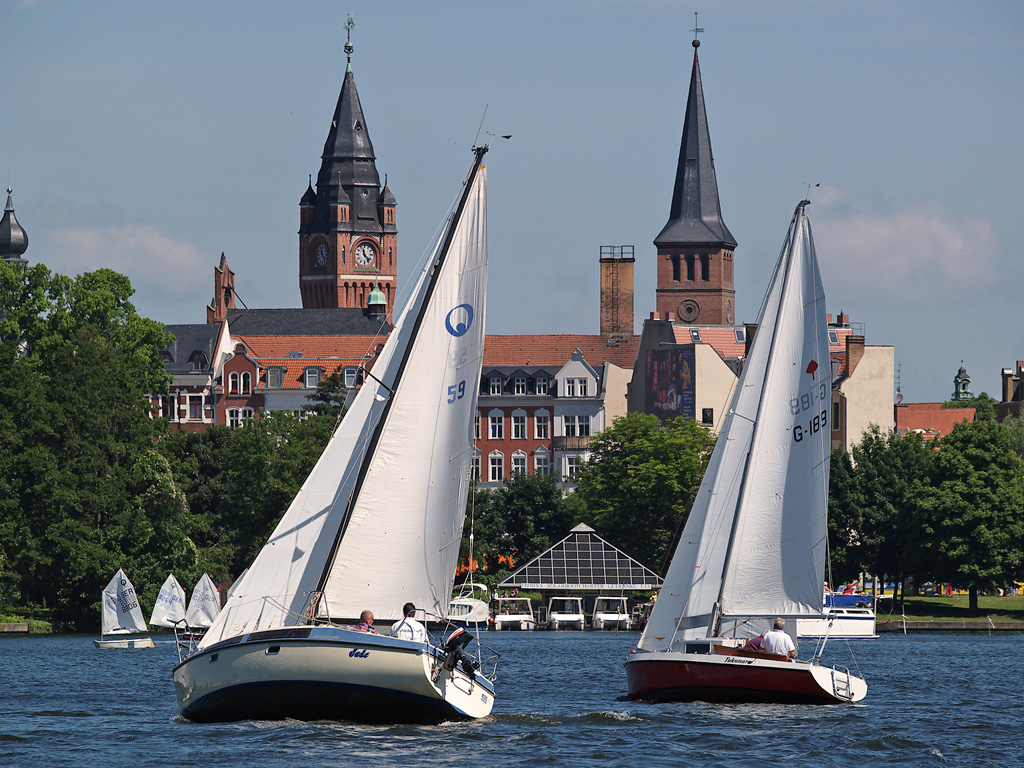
[[4, 261, 1022, 625]]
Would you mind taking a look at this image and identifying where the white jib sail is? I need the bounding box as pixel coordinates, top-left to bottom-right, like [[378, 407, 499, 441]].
[[184, 573, 222, 629], [199, 155, 487, 649], [149, 573, 186, 628], [101, 569, 149, 636], [638, 203, 829, 651]]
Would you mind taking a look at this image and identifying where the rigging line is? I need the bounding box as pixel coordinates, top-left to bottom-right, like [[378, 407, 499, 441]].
[[472, 104, 489, 149]]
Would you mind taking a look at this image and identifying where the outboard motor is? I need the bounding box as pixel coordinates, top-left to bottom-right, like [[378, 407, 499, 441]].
[[441, 627, 478, 681]]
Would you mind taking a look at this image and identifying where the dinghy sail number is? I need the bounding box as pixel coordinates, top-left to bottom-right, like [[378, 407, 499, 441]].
[[791, 379, 829, 443]]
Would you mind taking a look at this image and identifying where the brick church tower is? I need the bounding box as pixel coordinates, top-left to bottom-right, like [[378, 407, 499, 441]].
[[298, 30, 396, 321], [654, 39, 737, 326]]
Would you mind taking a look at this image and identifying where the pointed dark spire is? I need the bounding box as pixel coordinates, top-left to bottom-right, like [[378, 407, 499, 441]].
[[655, 41, 736, 247], [1, 186, 29, 264]]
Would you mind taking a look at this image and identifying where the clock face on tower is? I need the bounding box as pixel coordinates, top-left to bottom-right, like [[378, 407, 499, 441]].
[[355, 242, 375, 266], [315, 243, 328, 266]]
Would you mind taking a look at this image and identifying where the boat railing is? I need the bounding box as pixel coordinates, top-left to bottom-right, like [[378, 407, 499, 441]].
[[424, 609, 500, 683]]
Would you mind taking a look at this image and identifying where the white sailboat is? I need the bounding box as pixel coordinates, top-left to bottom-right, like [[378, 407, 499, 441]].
[[624, 201, 867, 704], [94, 569, 154, 649], [174, 146, 495, 723], [149, 573, 186, 629], [184, 573, 221, 630]]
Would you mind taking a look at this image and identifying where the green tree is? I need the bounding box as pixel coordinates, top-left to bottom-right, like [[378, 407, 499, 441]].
[[920, 419, 1024, 610], [470, 472, 571, 574], [1002, 414, 1024, 459], [843, 426, 933, 606], [943, 392, 998, 422], [571, 413, 716, 572], [826, 446, 867, 585]]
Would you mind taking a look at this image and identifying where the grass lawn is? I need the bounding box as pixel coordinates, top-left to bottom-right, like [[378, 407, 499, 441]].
[[877, 595, 1024, 623]]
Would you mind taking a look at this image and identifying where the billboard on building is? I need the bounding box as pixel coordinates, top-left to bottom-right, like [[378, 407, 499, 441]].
[[644, 346, 695, 421]]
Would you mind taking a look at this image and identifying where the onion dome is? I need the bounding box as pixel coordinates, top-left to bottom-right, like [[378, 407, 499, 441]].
[[0, 187, 29, 264]]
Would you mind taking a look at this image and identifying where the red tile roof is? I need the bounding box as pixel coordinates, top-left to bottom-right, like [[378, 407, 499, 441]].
[[483, 334, 641, 369], [895, 402, 975, 440], [232, 334, 384, 362]]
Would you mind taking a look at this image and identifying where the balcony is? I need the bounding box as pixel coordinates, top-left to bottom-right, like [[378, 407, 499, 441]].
[[552, 435, 590, 451]]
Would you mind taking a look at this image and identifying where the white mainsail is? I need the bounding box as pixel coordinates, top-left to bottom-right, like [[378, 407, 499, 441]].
[[199, 154, 488, 650], [149, 573, 186, 628], [226, 568, 248, 601], [639, 202, 830, 651], [184, 573, 222, 629], [100, 569, 149, 636]]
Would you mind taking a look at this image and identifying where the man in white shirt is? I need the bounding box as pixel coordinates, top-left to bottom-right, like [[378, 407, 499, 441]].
[[390, 602, 428, 643], [760, 618, 797, 659]]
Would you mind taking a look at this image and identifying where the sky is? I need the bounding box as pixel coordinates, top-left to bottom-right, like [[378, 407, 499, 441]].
[[4, 0, 1023, 403]]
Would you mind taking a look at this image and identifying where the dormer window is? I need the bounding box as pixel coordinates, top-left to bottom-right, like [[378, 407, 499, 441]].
[[535, 377, 548, 395], [304, 368, 321, 389], [564, 379, 576, 398], [228, 372, 239, 394], [578, 379, 588, 397], [344, 368, 358, 388], [240, 372, 252, 394], [514, 377, 526, 395], [489, 378, 502, 396], [267, 368, 283, 388]]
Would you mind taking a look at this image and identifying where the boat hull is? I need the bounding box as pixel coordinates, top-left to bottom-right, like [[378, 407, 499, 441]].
[[548, 614, 585, 631], [797, 608, 877, 640], [173, 626, 495, 724], [592, 614, 631, 631], [492, 615, 536, 631], [94, 635, 154, 649], [624, 650, 866, 705]]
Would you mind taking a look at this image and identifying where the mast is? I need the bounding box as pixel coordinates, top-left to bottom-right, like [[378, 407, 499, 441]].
[[713, 202, 807, 629], [314, 146, 489, 595]]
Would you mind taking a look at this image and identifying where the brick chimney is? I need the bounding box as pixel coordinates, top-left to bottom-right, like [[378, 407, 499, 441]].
[[846, 335, 865, 376], [599, 245, 635, 336]]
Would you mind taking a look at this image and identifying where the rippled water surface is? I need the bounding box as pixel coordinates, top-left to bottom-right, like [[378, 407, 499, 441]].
[[2, 631, 1020, 767]]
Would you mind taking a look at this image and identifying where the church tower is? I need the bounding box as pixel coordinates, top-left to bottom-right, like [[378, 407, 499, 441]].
[[654, 38, 737, 326], [299, 21, 397, 320]]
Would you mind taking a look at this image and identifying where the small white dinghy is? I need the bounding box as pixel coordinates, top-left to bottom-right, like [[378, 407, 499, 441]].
[[94, 569, 154, 649]]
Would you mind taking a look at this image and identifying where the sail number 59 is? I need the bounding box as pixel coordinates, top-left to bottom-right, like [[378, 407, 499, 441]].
[[793, 410, 827, 443], [447, 380, 466, 403]]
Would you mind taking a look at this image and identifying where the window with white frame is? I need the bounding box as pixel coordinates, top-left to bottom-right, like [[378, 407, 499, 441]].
[[472, 451, 481, 481], [344, 368, 357, 388], [228, 372, 239, 394], [241, 407, 254, 423], [228, 408, 241, 428], [474, 413, 481, 440], [512, 412, 526, 439], [511, 451, 527, 475], [489, 377, 502, 395], [267, 368, 283, 388], [514, 377, 526, 395], [564, 378, 575, 397], [489, 452, 504, 482], [304, 368, 321, 388], [564, 415, 578, 437], [578, 378, 588, 397], [578, 414, 591, 437], [535, 411, 550, 439], [535, 377, 548, 395], [188, 395, 203, 420], [241, 371, 252, 394], [565, 455, 579, 480], [489, 411, 504, 440], [534, 452, 550, 476]]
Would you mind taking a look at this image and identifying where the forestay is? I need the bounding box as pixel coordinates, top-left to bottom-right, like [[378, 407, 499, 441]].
[[199, 157, 488, 650], [638, 204, 830, 651]]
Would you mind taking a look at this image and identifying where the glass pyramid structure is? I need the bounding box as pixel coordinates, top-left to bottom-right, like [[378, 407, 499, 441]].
[[498, 524, 662, 591]]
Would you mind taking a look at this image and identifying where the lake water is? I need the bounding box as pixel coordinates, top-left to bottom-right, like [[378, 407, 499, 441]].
[[1, 630, 1019, 767]]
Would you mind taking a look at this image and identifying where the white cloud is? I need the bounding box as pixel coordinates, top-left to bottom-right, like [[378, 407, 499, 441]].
[[38, 225, 208, 321], [811, 188, 999, 300]]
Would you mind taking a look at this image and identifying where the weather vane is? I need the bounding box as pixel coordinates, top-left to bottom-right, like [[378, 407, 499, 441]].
[[692, 11, 704, 45], [344, 14, 355, 69]]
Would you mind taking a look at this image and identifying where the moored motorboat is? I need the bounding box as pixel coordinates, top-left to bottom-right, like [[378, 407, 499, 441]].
[[492, 597, 537, 631], [592, 596, 631, 631], [547, 597, 585, 630], [797, 592, 878, 640]]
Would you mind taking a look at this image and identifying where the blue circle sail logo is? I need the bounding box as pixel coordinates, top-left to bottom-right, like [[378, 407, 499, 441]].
[[445, 304, 474, 337]]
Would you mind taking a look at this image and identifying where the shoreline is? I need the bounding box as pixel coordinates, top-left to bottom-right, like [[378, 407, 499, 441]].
[[877, 619, 1024, 633]]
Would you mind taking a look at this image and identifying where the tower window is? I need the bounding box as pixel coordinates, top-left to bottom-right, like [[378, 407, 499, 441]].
[[671, 255, 681, 282], [701, 255, 709, 282], [686, 255, 695, 282]]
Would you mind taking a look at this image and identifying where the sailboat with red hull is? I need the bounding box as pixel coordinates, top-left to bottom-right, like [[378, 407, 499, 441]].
[[624, 201, 867, 705]]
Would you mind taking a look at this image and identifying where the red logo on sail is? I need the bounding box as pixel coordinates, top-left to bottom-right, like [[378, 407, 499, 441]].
[[806, 360, 818, 380]]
